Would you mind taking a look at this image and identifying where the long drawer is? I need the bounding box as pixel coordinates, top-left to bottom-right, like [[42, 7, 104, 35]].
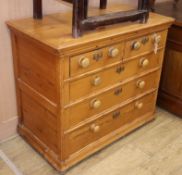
[[68, 50, 164, 102], [64, 70, 160, 130], [63, 91, 157, 158]]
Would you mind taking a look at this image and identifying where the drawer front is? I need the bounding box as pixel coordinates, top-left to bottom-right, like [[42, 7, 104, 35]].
[[69, 50, 163, 101], [64, 92, 157, 157], [70, 43, 123, 77], [64, 70, 160, 130], [124, 30, 167, 59]]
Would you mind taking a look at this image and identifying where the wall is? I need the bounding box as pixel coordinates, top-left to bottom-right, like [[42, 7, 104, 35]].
[[0, 0, 169, 141]]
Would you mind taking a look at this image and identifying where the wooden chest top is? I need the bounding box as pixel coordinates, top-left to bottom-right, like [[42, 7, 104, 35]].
[[7, 3, 173, 54]]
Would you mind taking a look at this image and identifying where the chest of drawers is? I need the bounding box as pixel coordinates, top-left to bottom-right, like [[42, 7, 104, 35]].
[[7, 4, 173, 172]]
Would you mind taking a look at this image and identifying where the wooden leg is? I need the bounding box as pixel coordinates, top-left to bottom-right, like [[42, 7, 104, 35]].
[[138, 0, 144, 10], [100, 0, 107, 9], [33, 0, 43, 19], [140, 0, 150, 23], [84, 0, 88, 18], [150, 0, 156, 12], [72, 0, 85, 38], [138, 0, 143, 10]]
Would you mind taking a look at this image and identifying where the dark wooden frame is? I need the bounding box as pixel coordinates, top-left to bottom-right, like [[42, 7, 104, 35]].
[[33, 0, 150, 38]]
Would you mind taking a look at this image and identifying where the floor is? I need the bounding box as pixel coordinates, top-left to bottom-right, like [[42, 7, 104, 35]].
[[0, 108, 182, 175]]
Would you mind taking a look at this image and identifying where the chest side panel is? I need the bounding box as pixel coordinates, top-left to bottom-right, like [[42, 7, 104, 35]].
[[12, 33, 61, 156]]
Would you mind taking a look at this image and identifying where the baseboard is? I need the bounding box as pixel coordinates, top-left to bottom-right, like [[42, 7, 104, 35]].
[[0, 117, 18, 141]]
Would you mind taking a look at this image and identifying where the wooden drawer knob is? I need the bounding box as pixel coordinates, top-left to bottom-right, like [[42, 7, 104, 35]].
[[135, 102, 143, 109], [137, 80, 146, 89], [139, 58, 149, 68], [90, 124, 100, 133], [79, 57, 90, 68], [132, 41, 141, 50], [109, 47, 119, 58], [90, 99, 101, 109], [92, 76, 102, 86], [153, 34, 161, 44]]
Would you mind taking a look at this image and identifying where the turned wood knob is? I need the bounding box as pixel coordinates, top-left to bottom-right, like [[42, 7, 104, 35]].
[[132, 41, 141, 50], [153, 34, 161, 44], [92, 76, 102, 86], [90, 99, 101, 109], [135, 102, 143, 109], [90, 124, 100, 133], [79, 57, 90, 68], [137, 80, 146, 89], [109, 47, 119, 58], [139, 58, 149, 68]]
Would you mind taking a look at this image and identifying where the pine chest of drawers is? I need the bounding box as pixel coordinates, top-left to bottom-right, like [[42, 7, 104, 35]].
[[7, 4, 173, 172]]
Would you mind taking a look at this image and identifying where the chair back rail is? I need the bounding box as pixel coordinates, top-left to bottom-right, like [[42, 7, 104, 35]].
[[33, 0, 151, 38]]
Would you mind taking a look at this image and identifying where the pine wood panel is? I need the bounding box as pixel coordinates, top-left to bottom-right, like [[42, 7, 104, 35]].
[[68, 50, 164, 102], [21, 92, 59, 153], [63, 92, 157, 158], [17, 36, 59, 103], [64, 70, 160, 130]]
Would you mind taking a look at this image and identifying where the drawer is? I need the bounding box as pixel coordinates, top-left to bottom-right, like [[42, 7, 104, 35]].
[[70, 43, 124, 77], [69, 50, 163, 101], [124, 30, 167, 59], [64, 92, 157, 157], [64, 70, 160, 130]]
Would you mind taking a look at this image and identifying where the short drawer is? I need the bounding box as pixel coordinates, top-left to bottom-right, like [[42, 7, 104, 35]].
[[64, 70, 160, 130], [70, 43, 124, 77], [63, 92, 157, 157], [68, 50, 163, 101], [124, 30, 167, 59]]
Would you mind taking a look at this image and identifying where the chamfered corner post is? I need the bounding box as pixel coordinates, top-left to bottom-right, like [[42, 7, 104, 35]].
[[72, 0, 85, 38], [100, 0, 107, 9], [33, 0, 43, 19]]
